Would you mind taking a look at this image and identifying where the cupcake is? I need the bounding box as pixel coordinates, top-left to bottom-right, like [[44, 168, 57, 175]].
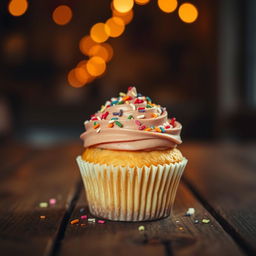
[[77, 87, 187, 221]]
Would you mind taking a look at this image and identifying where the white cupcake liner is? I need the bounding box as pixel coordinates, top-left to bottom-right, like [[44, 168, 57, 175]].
[[76, 156, 187, 221]]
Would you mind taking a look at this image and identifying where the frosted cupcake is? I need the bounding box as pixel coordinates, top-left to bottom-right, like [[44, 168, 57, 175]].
[[77, 87, 187, 221]]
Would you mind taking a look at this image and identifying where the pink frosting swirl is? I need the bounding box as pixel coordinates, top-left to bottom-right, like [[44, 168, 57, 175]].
[[80, 87, 182, 151]]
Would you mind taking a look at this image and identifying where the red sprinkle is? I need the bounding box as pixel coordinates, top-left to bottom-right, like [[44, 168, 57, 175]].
[[134, 99, 144, 104], [139, 125, 146, 130], [138, 107, 145, 110], [128, 86, 133, 91], [97, 220, 106, 224], [81, 215, 87, 220], [135, 120, 141, 126], [170, 118, 176, 127], [101, 111, 109, 120], [90, 114, 96, 118], [91, 117, 98, 121], [165, 125, 171, 129]]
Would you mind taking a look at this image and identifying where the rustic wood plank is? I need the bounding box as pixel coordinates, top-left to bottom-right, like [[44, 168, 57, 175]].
[[59, 181, 244, 256], [181, 143, 256, 255], [0, 142, 82, 256]]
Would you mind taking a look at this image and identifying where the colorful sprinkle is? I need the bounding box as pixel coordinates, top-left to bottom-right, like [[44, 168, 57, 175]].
[[165, 125, 171, 129], [134, 99, 144, 104], [101, 111, 109, 120], [111, 100, 118, 105], [122, 96, 132, 101], [40, 215, 46, 219], [84, 120, 89, 125], [170, 117, 176, 127], [93, 123, 100, 129], [135, 120, 141, 126], [138, 125, 146, 130], [97, 220, 106, 224], [81, 215, 88, 220], [178, 227, 184, 231], [71, 219, 79, 224], [160, 127, 166, 133], [39, 202, 48, 208], [108, 120, 115, 124], [202, 219, 210, 224], [113, 112, 120, 116], [119, 109, 123, 116], [91, 117, 98, 121], [155, 127, 161, 133], [96, 128, 101, 133], [151, 113, 158, 118], [88, 218, 96, 223], [111, 117, 119, 120], [80, 223, 86, 227], [108, 123, 114, 128], [127, 115, 134, 119], [146, 104, 152, 108], [119, 92, 126, 97], [128, 86, 133, 91], [130, 103, 136, 110], [49, 198, 56, 205], [117, 101, 124, 105], [146, 96, 152, 102], [194, 220, 199, 224], [115, 121, 123, 128], [144, 128, 152, 131], [185, 208, 195, 216], [138, 225, 145, 231], [137, 115, 145, 119]]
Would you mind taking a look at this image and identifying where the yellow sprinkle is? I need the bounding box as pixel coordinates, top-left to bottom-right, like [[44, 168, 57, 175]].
[[119, 92, 126, 97], [138, 225, 145, 231]]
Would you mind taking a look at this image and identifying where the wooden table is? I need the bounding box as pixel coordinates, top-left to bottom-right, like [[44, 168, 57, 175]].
[[0, 141, 256, 256]]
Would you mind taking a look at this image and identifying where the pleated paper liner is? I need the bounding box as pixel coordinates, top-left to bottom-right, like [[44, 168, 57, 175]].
[[76, 156, 187, 222]]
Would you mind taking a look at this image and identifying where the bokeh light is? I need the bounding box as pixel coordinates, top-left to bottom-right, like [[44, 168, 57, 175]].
[[135, 0, 150, 5], [74, 67, 90, 84], [86, 56, 106, 76], [157, 0, 177, 13], [178, 3, 198, 23], [112, 9, 134, 25], [105, 17, 125, 38], [90, 23, 110, 43], [88, 43, 113, 62], [52, 5, 73, 26], [8, 0, 28, 17], [113, 0, 134, 13], [67, 69, 85, 88], [77, 60, 95, 83], [79, 36, 97, 55]]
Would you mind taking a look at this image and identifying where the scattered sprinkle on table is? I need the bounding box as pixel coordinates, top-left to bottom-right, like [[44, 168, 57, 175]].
[[40, 215, 46, 219], [178, 227, 184, 231], [81, 215, 87, 220], [185, 208, 195, 216], [80, 208, 85, 212], [71, 219, 79, 225], [202, 219, 210, 224], [49, 198, 56, 205], [88, 218, 96, 223], [138, 225, 145, 231], [194, 220, 199, 224], [39, 202, 48, 208], [80, 223, 86, 227], [98, 220, 106, 224]]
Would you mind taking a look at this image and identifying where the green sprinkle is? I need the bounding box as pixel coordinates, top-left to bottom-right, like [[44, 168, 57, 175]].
[[146, 104, 153, 108], [115, 121, 123, 127], [39, 202, 48, 208], [93, 122, 97, 126], [202, 219, 210, 224], [117, 101, 124, 105], [128, 115, 134, 119], [111, 117, 119, 120], [146, 96, 152, 102]]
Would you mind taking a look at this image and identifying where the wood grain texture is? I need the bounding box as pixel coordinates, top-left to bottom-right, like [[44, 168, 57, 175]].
[[59, 182, 243, 256], [0, 142, 82, 256], [181, 143, 256, 255]]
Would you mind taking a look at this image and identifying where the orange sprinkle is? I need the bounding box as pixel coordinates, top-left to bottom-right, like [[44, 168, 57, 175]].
[[151, 113, 158, 118], [108, 123, 114, 128], [71, 219, 79, 225], [93, 123, 100, 129], [40, 215, 46, 219], [155, 127, 161, 132], [144, 128, 152, 131], [122, 96, 130, 101]]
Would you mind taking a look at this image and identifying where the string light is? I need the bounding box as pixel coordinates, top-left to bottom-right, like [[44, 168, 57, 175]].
[[105, 17, 125, 38], [90, 23, 110, 43], [88, 43, 113, 62], [135, 0, 150, 6], [67, 69, 85, 88], [178, 3, 198, 23], [157, 0, 177, 13], [52, 5, 73, 26], [86, 57, 106, 76], [112, 9, 134, 25], [79, 36, 97, 55], [113, 0, 134, 13], [8, 0, 28, 17]]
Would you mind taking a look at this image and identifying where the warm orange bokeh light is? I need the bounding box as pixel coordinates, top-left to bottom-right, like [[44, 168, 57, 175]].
[[79, 36, 97, 55], [178, 3, 198, 23], [74, 67, 90, 84], [113, 0, 134, 13], [135, 0, 150, 5], [88, 43, 113, 62], [8, 0, 28, 17], [157, 0, 177, 13], [52, 5, 72, 26], [105, 17, 125, 38], [86, 57, 106, 76], [67, 69, 85, 88], [90, 23, 110, 43], [112, 9, 134, 25]]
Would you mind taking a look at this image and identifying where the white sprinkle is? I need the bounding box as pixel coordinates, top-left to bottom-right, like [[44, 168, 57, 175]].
[[131, 91, 137, 97], [108, 120, 115, 124], [84, 120, 89, 125], [130, 104, 136, 110], [105, 100, 111, 105], [157, 108, 162, 114], [137, 96, 145, 100], [96, 128, 101, 133], [97, 116, 101, 120], [137, 115, 145, 119], [88, 218, 96, 223], [111, 97, 117, 101], [186, 208, 195, 216]]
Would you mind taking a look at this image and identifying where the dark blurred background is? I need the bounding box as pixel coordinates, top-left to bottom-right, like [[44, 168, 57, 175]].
[[1, 0, 256, 147]]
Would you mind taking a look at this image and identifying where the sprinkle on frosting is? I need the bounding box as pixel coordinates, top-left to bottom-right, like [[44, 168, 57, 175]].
[[81, 87, 182, 151]]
